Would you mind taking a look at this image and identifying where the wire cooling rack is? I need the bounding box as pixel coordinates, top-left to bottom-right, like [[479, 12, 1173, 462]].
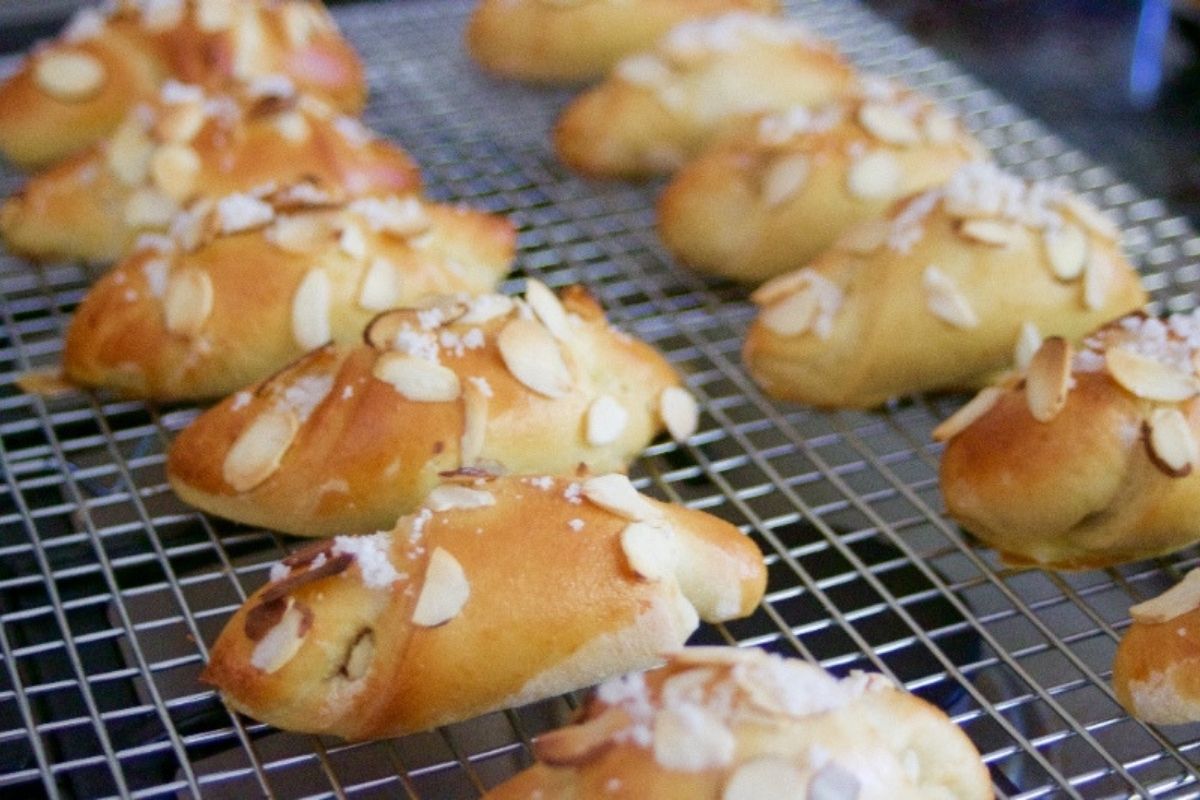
[[2, 0, 1200, 797]]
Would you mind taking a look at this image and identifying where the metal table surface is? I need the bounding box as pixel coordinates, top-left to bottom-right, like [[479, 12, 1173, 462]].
[[1, 0, 1199, 797]]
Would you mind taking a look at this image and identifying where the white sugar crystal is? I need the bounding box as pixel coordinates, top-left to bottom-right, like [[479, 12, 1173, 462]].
[[280, 374, 333, 422], [942, 162, 1065, 231], [418, 307, 447, 331], [563, 482, 583, 504], [135, 233, 175, 255], [141, 257, 169, 298], [393, 325, 441, 363], [409, 508, 433, 542], [663, 12, 817, 56], [268, 562, 290, 582], [333, 115, 372, 147], [216, 193, 274, 234], [467, 375, 493, 398], [568, 518, 585, 532], [341, 384, 354, 400], [64, 7, 107, 42], [231, 391, 252, 411], [757, 105, 843, 145], [332, 532, 401, 589], [524, 475, 554, 490], [159, 79, 205, 106], [246, 73, 295, 99]]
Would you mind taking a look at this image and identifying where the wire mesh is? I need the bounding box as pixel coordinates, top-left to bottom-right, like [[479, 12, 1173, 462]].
[[1, 0, 1199, 797]]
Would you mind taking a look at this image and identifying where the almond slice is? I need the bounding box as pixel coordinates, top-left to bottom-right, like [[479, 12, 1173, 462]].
[[1063, 195, 1120, 241], [155, 100, 206, 143], [751, 269, 813, 306], [141, 0, 185, 31], [582, 474, 662, 521], [150, 143, 200, 203], [723, 757, 807, 800], [339, 222, 368, 261], [760, 288, 819, 337], [249, 599, 310, 674], [460, 383, 488, 465], [340, 630, 375, 681], [620, 520, 677, 581], [273, 111, 310, 143], [761, 154, 810, 208], [923, 266, 979, 329], [858, 103, 921, 146], [653, 707, 735, 772], [586, 395, 628, 446], [525, 279, 572, 341], [1144, 407, 1197, 478], [846, 151, 903, 200], [1044, 223, 1088, 281], [34, 51, 106, 102], [533, 707, 632, 767], [1106, 347, 1200, 402], [357, 257, 403, 312], [372, 352, 461, 402], [107, 119, 154, 186], [124, 187, 178, 228], [460, 294, 515, 325], [497, 318, 572, 398], [162, 268, 213, 337], [291, 269, 331, 350], [660, 387, 699, 442], [1130, 569, 1200, 624], [922, 109, 958, 144], [932, 386, 1004, 442], [834, 219, 890, 255], [1014, 320, 1043, 371], [267, 215, 331, 254], [1082, 249, 1112, 311], [223, 408, 300, 492], [195, 0, 234, 31], [809, 762, 862, 800], [425, 485, 496, 512], [957, 218, 1019, 247], [412, 547, 470, 627], [1024, 336, 1072, 422]]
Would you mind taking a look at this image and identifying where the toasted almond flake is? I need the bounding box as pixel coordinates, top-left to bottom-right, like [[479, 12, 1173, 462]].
[[497, 318, 572, 398], [582, 474, 662, 521], [923, 266, 978, 329], [372, 352, 461, 402], [107, 119, 154, 186], [586, 395, 628, 446], [34, 51, 106, 102], [1044, 223, 1088, 281], [761, 154, 810, 208], [1014, 320, 1043, 371], [1145, 407, 1198, 478], [339, 222, 367, 260], [290, 269, 331, 350], [922, 109, 958, 144], [525, 279, 572, 341], [223, 408, 299, 492], [1106, 347, 1200, 402], [660, 386, 698, 442], [760, 288, 819, 337], [216, 193, 274, 234], [620, 520, 677, 581], [163, 268, 213, 337], [266, 215, 330, 254], [533, 707, 632, 767], [835, 219, 890, 255], [350, 196, 430, 238], [357, 257, 403, 312], [412, 547, 470, 627], [281, 2, 327, 46], [425, 485, 496, 512], [751, 269, 813, 306], [1082, 249, 1112, 311], [149, 143, 200, 202], [460, 294, 515, 324], [932, 386, 1004, 442], [809, 762, 862, 800], [249, 599, 308, 673], [1025, 336, 1072, 422], [155, 100, 205, 143], [341, 630, 374, 681], [141, 0, 185, 31], [1130, 569, 1200, 624], [460, 384, 488, 465], [653, 707, 735, 772], [846, 151, 903, 200], [723, 757, 807, 800], [195, 0, 234, 32], [123, 187, 178, 228], [858, 103, 921, 146], [273, 111, 310, 143], [958, 218, 1019, 247], [230, 13, 269, 80], [1063, 195, 1120, 241]]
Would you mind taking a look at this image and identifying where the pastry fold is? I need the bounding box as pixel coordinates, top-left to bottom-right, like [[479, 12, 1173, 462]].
[[63, 190, 514, 401], [202, 474, 767, 739], [743, 163, 1147, 408], [167, 284, 697, 536]]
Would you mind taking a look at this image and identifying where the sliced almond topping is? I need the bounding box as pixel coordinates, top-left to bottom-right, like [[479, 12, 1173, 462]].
[[357, 257, 403, 312], [266, 215, 331, 254], [340, 630, 375, 681], [223, 408, 300, 492], [533, 707, 632, 767], [497, 318, 572, 398], [1063, 195, 1120, 241], [216, 193, 275, 235], [957, 218, 1019, 247], [653, 707, 735, 772], [1130, 569, 1200, 624], [659, 386, 699, 442], [163, 268, 213, 337], [291, 269, 331, 351], [460, 383, 488, 465], [586, 395, 628, 446], [1106, 347, 1200, 402], [337, 221, 367, 261], [620, 520, 677, 581], [195, 0, 234, 32], [249, 599, 310, 673], [281, 2, 329, 46], [350, 196, 430, 238], [372, 352, 461, 402], [273, 111, 310, 143], [123, 187, 178, 228], [525, 279, 572, 341], [34, 51, 106, 102], [141, 0, 185, 31], [923, 266, 979, 329], [149, 143, 200, 203], [922, 110, 958, 144], [846, 151, 903, 201], [834, 219, 890, 255], [1025, 337, 1072, 422], [155, 100, 206, 144], [424, 485, 496, 512], [1044, 223, 1088, 281], [723, 757, 807, 800], [411, 547, 470, 627], [932, 386, 1004, 442], [858, 103, 921, 146], [460, 294, 515, 324], [1144, 407, 1198, 478], [1014, 320, 1043, 371], [751, 269, 813, 306], [582, 474, 661, 521], [107, 119, 154, 186], [760, 288, 819, 337], [1082, 249, 1112, 311], [809, 762, 862, 800], [761, 154, 810, 208]]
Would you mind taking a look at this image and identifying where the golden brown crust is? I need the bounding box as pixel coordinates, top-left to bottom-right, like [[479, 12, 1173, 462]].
[[553, 12, 856, 179], [201, 476, 766, 739], [63, 193, 514, 401], [1, 83, 419, 264], [466, 0, 778, 84], [743, 165, 1147, 408], [1113, 577, 1200, 725], [0, 1, 365, 170]]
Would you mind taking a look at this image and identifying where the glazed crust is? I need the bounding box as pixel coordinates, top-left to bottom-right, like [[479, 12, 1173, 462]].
[[0, 0, 365, 170], [201, 476, 767, 739], [63, 195, 514, 401], [466, 0, 778, 84], [1113, 589, 1200, 725], [167, 287, 689, 536]]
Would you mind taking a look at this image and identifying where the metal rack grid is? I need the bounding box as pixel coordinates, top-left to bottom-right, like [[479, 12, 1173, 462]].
[[1, 0, 1199, 797]]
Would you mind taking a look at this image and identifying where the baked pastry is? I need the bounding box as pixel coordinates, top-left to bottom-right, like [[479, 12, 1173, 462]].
[[466, 0, 778, 84], [1113, 569, 1200, 725], [743, 162, 1147, 408], [63, 189, 514, 401], [167, 283, 700, 536], [658, 79, 986, 283], [554, 12, 856, 179], [0, 0, 365, 170], [1, 77, 419, 264], [201, 473, 767, 738], [938, 308, 1200, 570], [485, 647, 992, 799]]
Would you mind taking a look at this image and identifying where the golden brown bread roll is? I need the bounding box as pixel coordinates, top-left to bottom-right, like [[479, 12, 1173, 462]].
[[167, 283, 699, 537], [743, 162, 1147, 408], [202, 474, 767, 739], [1, 77, 419, 264], [63, 189, 514, 401], [485, 647, 992, 799], [0, 0, 365, 170], [554, 12, 856, 179], [938, 309, 1200, 570], [465, 0, 778, 84], [658, 79, 986, 283], [1113, 570, 1200, 725]]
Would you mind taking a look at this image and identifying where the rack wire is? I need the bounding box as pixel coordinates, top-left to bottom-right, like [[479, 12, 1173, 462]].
[[1, 0, 1199, 797]]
